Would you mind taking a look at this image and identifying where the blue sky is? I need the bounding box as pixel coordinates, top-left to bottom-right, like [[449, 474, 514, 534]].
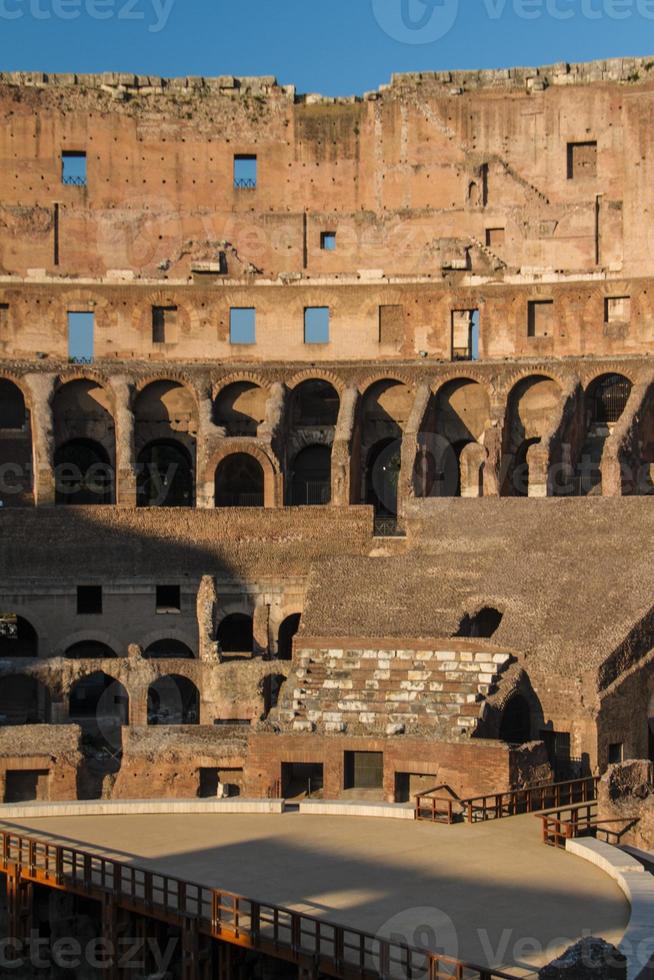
[[2, 0, 654, 96]]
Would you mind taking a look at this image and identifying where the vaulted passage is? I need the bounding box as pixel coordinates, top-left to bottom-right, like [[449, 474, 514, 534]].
[[137, 439, 194, 507], [69, 673, 128, 724], [64, 641, 117, 659], [214, 382, 267, 437], [215, 453, 264, 507], [135, 381, 196, 506], [499, 695, 532, 745], [0, 379, 33, 507], [147, 675, 199, 725], [358, 380, 411, 516], [217, 614, 253, 656], [288, 445, 331, 505], [0, 675, 49, 725], [277, 613, 301, 661], [143, 639, 195, 659], [0, 615, 38, 658], [52, 380, 116, 505]]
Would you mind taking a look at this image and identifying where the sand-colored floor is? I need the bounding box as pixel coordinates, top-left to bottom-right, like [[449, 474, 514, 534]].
[[1, 811, 629, 976]]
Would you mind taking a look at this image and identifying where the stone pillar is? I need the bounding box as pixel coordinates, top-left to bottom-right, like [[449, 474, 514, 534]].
[[331, 385, 358, 506], [481, 394, 506, 497], [253, 598, 270, 657], [527, 443, 549, 498], [197, 575, 219, 662], [259, 382, 287, 506], [195, 383, 215, 509], [460, 442, 486, 498], [108, 375, 136, 507], [398, 384, 430, 514], [24, 373, 55, 506]]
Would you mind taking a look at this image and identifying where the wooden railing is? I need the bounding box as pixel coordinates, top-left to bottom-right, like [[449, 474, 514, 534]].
[[416, 777, 599, 825], [0, 828, 520, 980], [541, 806, 639, 849]]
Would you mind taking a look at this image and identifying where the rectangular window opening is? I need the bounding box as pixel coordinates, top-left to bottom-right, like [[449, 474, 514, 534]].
[[304, 307, 330, 345], [608, 742, 624, 765], [605, 296, 631, 324], [234, 155, 257, 189], [152, 305, 178, 345], [451, 309, 480, 361], [527, 300, 554, 339], [229, 308, 256, 345], [156, 585, 181, 614], [344, 751, 383, 791], [77, 585, 102, 616], [320, 232, 336, 251], [61, 151, 87, 187], [567, 141, 597, 180], [68, 311, 94, 363], [485, 227, 505, 249]]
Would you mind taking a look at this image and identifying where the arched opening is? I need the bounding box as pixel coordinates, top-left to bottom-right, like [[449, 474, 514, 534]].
[[137, 439, 194, 507], [0, 675, 50, 725], [0, 615, 38, 658], [503, 376, 561, 497], [135, 381, 196, 506], [289, 445, 331, 506], [455, 607, 503, 639], [215, 453, 264, 508], [574, 374, 633, 496], [589, 374, 632, 425], [143, 639, 195, 660], [291, 380, 340, 428], [499, 695, 531, 745], [69, 672, 128, 724], [278, 613, 301, 661], [54, 438, 113, 505], [147, 675, 199, 725], [217, 614, 253, 656], [0, 379, 33, 507], [416, 380, 489, 499], [52, 380, 116, 505], [366, 438, 401, 516], [64, 641, 117, 659], [357, 380, 411, 514], [214, 382, 267, 437]]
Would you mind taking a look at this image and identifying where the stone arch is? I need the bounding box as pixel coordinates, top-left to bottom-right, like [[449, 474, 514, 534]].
[[585, 373, 632, 426], [52, 379, 116, 505], [213, 381, 268, 437], [142, 638, 195, 660], [502, 375, 562, 497], [216, 613, 253, 656], [215, 452, 264, 508], [134, 380, 197, 506], [416, 378, 490, 499], [455, 606, 503, 639], [0, 614, 38, 658], [0, 674, 50, 725], [357, 379, 412, 513], [287, 369, 345, 396], [206, 443, 278, 509], [289, 379, 340, 428], [0, 376, 33, 506], [64, 640, 119, 659], [69, 672, 129, 724], [147, 674, 199, 725]]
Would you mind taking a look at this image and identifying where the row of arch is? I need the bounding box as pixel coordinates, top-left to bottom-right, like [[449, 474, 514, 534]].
[[0, 612, 301, 661], [0, 370, 636, 507], [0, 672, 199, 726]]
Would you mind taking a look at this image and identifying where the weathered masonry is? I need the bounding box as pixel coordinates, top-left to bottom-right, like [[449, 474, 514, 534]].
[[0, 58, 653, 805]]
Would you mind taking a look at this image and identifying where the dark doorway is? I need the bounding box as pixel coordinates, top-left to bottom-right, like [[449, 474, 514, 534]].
[[137, 440, 194, 507], [143, 639, 195, 659], [4, 770, 49, 803], [217, 614, 253, 655], [0, 615, 38, 658], [54, 438, 113, 505], [278, 613, 301, 661], [589, 374, 632, 424], [289, 445, 331, 505], [282, 762, 324, 799], [455, 607, 503, 639], [215, 453, 264, 507], [65, 641, 116, 659], [499, 695, 531, 744], [344, 751, 384, 790], [69, 673, 128, 724], [147, 675, 199, 725]]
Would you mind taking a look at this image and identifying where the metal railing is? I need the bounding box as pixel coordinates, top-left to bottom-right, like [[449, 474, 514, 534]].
[[416, 777, 599, 825], [62, 175, 87, 187], [0, 828, 520, 980], [234, 178, 257, 189], [373, 516, 405, 538]]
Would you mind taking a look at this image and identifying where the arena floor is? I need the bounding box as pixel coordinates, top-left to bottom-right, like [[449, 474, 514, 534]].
[[1, 811, 629, 975]]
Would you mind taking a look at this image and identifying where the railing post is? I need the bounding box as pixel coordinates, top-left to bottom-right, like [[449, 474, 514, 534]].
[[101, 895, 119, 980]]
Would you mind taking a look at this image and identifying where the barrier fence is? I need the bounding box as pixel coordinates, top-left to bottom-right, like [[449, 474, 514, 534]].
[[415, 777, 600, 825], [0, 829, 520, 980]]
